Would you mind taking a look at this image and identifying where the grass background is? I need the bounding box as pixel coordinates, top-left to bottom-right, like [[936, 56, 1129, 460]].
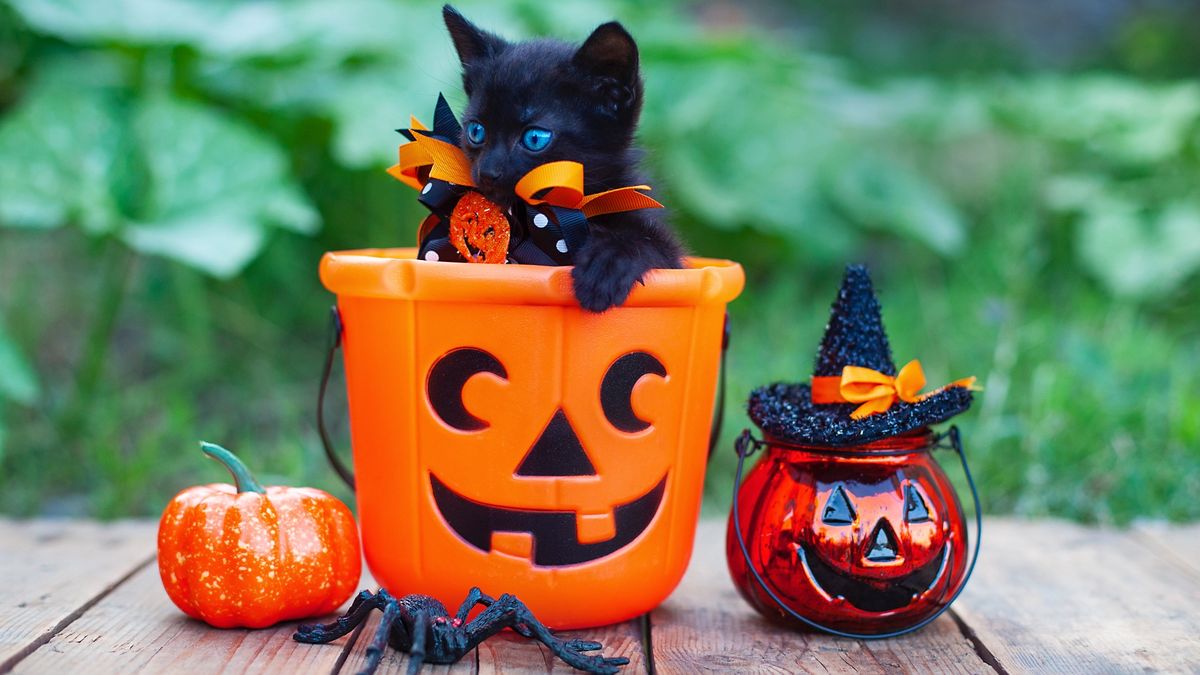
[[1, 0, 1198, 524]]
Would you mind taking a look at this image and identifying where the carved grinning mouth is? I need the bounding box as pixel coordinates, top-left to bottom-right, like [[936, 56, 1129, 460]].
[[430, 474, 667, 567], [796, 542, 951, 613]]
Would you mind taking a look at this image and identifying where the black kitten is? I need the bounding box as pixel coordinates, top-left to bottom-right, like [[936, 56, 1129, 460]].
[[442, 5, 684, 313]]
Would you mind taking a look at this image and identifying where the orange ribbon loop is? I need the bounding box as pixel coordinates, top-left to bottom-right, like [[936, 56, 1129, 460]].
[[414, 132, 474, 186], [387, 116, 475, 190], [391, 130, 663, 217], [515, 161, 585, 208], [811, 360, 977, 420], [387, 116, 431, 190], [515, 161, 663, 217]]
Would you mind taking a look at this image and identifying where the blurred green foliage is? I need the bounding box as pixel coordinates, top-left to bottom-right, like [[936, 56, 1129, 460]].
[[0, 0, 1197, 523]]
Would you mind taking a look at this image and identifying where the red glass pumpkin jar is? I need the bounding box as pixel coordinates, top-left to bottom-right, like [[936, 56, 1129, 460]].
[[726, 428, 974, 635], [725, 264, 980, 637]]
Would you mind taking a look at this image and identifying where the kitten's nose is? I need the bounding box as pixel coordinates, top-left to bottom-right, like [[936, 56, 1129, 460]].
[[474, 154, 504, 189], [478, 168, 502, 186]]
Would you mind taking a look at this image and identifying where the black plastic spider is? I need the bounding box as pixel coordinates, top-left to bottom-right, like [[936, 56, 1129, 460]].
[[293, 587, 630, 675]]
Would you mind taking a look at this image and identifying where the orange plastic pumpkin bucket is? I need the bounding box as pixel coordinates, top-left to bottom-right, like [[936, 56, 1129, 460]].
[[319, 248, 743, 628]]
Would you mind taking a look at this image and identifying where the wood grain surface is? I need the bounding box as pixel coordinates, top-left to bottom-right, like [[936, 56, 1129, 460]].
[[5, 517, 1200, 674], [0, 519, 155, 671]]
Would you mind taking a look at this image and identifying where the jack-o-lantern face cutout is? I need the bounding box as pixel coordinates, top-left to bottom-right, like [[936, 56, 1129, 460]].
[[426, 347, 669, 567], [727, 442, 969, 632], [795, 475, 950, 613]]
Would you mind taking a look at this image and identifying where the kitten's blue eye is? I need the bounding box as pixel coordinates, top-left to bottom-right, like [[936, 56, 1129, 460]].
[[466, 122, 486, 145], [521, 128, 552, 152]]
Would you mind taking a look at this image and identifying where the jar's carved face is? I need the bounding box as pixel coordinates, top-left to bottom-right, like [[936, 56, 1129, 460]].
[[791, 465, 953, 613], [424, 346, 671, 567]]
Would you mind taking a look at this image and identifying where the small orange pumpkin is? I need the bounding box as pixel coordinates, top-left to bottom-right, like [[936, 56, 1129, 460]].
[[157, 442, 361, 628]]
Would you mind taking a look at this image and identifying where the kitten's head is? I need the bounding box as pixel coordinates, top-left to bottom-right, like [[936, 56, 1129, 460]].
[[443, 5, 644, 207]]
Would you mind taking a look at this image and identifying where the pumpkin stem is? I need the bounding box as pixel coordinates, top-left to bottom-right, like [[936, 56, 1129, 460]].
[[200, 442, 266, 494]]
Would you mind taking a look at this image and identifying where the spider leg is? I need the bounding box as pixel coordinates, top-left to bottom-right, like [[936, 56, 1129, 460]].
[[453, 587, 535, 638], [294, 590, 387, 644], [464, 595, 628, 674], [453, 587, 496, 622], [405, 608, 429, 675], [359, 597, 402, 675]]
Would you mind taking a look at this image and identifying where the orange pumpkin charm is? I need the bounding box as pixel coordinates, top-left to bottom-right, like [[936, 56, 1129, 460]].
[[449, 191, 510, 263], [157, 442, 361, 628]]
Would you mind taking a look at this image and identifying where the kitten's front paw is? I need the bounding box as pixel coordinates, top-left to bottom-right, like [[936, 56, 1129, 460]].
[[571, 249, 646, 313]]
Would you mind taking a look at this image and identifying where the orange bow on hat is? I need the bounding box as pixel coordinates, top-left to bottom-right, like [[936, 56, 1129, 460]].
[[811, 360, 978, 420]]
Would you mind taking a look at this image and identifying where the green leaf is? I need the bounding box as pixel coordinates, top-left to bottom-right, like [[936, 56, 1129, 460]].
[[124, 214, 268, 278], [0, 81, 128, 233], [8, 0, 450, 61], [993, 76, 1200, 166], [193, 13, 463, 168], [6, 0, 218, 45], [1044, 174, 1108, 213], [641, 55, 842, 250], [1075, 198, 1200, 298], [198, 55, 460, 169], [0, 76, 318, 276], [323, 66, 459, 168], [0, 318, 40, 405], [120, 96, 319, 276], [825, 155, 966, 255]]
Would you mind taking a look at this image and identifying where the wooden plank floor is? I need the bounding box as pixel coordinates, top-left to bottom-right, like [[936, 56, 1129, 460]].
[[2, 517, 1198, 674]]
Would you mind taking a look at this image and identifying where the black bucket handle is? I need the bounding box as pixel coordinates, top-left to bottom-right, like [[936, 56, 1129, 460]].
[[317, 306, 355, 490], [317, 306, 731, 492]]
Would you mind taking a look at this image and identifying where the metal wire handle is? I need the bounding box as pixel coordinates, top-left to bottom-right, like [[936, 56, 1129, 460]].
[[730, 425, 983, 640], [317, 306, 355, 490]]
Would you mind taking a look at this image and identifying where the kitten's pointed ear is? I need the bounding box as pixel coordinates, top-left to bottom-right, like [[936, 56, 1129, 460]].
[[573, 22, 640, 84], [443, 5, 505, 67]]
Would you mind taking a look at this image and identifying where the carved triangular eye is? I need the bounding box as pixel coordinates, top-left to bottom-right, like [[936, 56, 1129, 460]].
[[822, 485, 856, 525], [905, 484, 931, 523]]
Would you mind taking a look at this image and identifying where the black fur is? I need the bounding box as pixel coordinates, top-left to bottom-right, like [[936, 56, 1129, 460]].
[[442, 5, 684, 312]]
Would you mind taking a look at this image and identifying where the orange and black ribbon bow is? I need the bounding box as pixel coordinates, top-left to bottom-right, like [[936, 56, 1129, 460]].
[[388, 95, 663, 264], [811, 360, 978, 420]]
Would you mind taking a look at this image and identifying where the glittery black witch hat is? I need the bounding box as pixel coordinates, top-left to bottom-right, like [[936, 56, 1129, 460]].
[[748, 265, 974, 447]]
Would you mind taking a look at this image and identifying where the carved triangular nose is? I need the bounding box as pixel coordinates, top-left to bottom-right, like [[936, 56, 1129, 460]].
[[865, 519, 899, 562], [515, 410, 596, 477]]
